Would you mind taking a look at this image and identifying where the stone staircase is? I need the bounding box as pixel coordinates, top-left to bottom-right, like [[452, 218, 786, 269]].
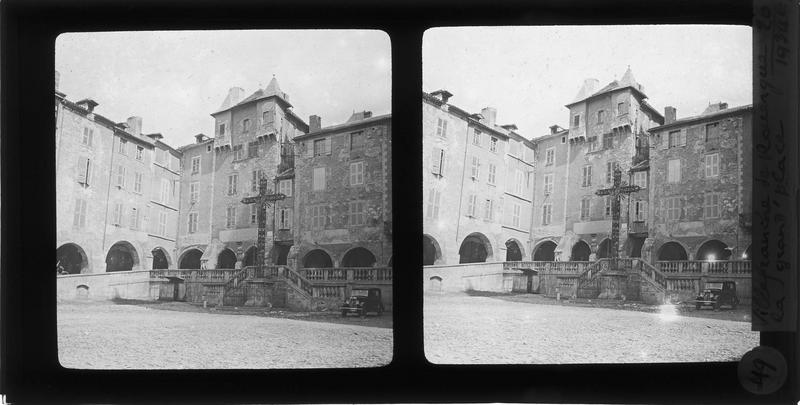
[[575, 258, 667, 303], [221, 265, 314, 310]]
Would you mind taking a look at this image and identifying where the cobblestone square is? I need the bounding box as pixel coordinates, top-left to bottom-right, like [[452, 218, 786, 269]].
[[424, 293, 759, 364], [58, 301, 392, 369]]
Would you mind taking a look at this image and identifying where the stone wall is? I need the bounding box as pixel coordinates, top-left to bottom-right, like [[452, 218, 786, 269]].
[[56, 271, 157, 301], [423, 262, 506, 293]]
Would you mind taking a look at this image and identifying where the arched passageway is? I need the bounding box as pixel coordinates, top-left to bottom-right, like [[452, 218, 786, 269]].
[[57, 243, 88, 274], [106, 241, 138, 272], [459, 233, 492, 264], [657, 241, 688, 261], [342, 247, 377, 267], [505, 240, 523, 261], [243, 246, 257, 267], [304, 249, 333, 268], [533, 241, 557, 261], [272, 244, 291, 265], [423, 234, 442, 266], [695, 239, 731, 261], [597, 239, 613, 259], [626, 237, 645, 258], [152, 248, 170, 269], [216, 249, 237, 269], [571, 240, 591, 261], [179, 249, 202, 269]]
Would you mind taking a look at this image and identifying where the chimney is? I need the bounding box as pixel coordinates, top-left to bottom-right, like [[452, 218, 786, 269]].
[[481, 107, 497, 126], [55, 70, 60, 92], [194, 134, 207, 144], [76, 99, 99, 113], [549, 125, 564, 135], [363, 111, 372, 119], [719, 102, 728, 110], [309, 115, 322, 132], [664, 106, 676, 124], [146, 133, 164, 141], [431, 89, 453, 104], [126, 116, 143, 137]]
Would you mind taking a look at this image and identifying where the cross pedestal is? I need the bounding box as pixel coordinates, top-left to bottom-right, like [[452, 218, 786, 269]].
[[241, 176, 286, 268]]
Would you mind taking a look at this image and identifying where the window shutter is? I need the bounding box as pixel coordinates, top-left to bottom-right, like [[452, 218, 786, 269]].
[[325, 138, 332, 155], [680, 128, 687, 146], [430, 147, 442, 175], [680, 198, 686, 220]]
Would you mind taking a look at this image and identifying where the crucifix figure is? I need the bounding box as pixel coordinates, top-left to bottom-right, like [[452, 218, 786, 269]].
[[595, 167, 640, 261], [241, 176, 286, 267]]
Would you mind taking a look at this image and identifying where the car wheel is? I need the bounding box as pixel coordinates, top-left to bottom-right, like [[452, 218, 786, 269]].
[[341, 310, 347, 317], [713, 302, 720, 311]]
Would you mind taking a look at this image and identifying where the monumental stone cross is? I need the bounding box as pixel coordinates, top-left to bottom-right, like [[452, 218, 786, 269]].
[[595, 167, 640, 261], [241, 176, 286, 267]]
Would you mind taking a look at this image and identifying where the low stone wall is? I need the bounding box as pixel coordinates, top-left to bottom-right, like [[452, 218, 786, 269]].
[[57, 271, 158, 301], [423, 262, 507, 293], [664, 274, 751, 305]]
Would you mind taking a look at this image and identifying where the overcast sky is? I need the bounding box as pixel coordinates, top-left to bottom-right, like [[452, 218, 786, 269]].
[[56, 30, 391, 148], [423, 25, 752, 139]]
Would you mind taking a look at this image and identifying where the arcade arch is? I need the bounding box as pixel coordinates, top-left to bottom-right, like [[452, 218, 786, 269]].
[[57, 243, 88, 274], [423, 234, 442, 266], [341, 247, 377, 268], [304, 249, 334, 268], [532, 240, 557, 261], [695, 239, 731, 261], [178, 248, 203, 269], [151, 247, 170, 269], [106, 241, 139, 272], [458, 232, 492, 264], [505, 239, 523, 261], [216, 248, 237, 269], [657, 241, 688, 261], [570, 240, 591, 261]]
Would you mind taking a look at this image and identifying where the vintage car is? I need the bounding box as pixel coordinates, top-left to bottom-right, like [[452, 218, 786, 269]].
[[695, 281, 739, 310], [340, 288, 384, 317]]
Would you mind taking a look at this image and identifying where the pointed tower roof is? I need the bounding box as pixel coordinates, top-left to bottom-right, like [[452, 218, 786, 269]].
[[566, 67, 648, 107], [619, 65, 637, 88], [264, 76, 282, 97]]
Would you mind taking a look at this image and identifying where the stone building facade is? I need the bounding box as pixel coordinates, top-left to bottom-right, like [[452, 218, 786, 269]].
[[422, 90, 536, 265], [645, 103, 753, 262], [291, 112, 393, 270], [56, 83, 180, 274]]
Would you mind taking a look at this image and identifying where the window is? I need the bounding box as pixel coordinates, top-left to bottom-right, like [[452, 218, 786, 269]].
[[154, 148, 166, 165], [426, 189, 441, 219], [582, 165, 592, 187], [112, 202, 123, 226], [470, 156, 480, 179], [704, 193, 720, 218], [466, 194, 477, 217], [233, 144, 244, 161], [704, 153, 720, 177], [544, 173, 554, 195], [116, 165, 126, 188], [350, 161, 365, 185], [189, 182, 199, 204], [512, 203, 521, 228], [242, 118, 251, 133], [489, 137, 498, 152], [218, 122, 226, 136], [250, 204, 258, 225], [158, 211, 167, 236], [436, 118, 448, 138], [82, 127, 94, 147], [705, 122, 719, 143], [118, 138, 128, 155], [133, 172, 143, 193], [573, 114, 580, 127], [666, 197, 682, 221], [262, 110, 273, 126], [561, 136, 566, 144], [667, 159, 681, 183], [310, 205, 330, 229], [604, 196, 612, 217], [587, 139, 598, 152], [350, 131, 365, 151], [628, 171, 645, 189], [188, 212, 198, 233], [542, 204, 553, 225], [617, 102, 628, 116], [580, 198, 591, 220], [248, 170, 261, 193], [160, 178, 170, 203], [430, 147, 445, 176], [634, 200, 647, 221], [226, 206, 237, 228], [514, 169, 524, 195], [668, 130, 686, 148], [597, 110, 605, 124], [279, 179, 292, 196], [472, 129, 482, 146], [227, 174, 238, 195], [76, 156, 92, 186], [348, 201, 365, 226], [129, 207, 140, 230], [606, 161, 620, 184], [206, 144, 212, 153], [509, 141, 520, 157], [279, 208, 292, 229], [247, 141, 259, 158], [313, 167, 326, 191], [484, 199, 494, 221], [603, 133, 614, 149], [73, 199, 87, 228], [545, 148, 555, 165], [313, 138, 331, 156], [135, 146, 144, 161], [487, 163, 497, 185]]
